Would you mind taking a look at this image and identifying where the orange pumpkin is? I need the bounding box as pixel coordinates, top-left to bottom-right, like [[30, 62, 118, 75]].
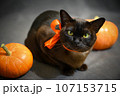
[[0, 43, 33, 78], [86, 17, 119, 50]]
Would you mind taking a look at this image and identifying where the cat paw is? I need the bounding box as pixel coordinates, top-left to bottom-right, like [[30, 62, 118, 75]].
[[62, 69, 74, 76], [62, 67, 75, 76], [77, 64, 88, 71]]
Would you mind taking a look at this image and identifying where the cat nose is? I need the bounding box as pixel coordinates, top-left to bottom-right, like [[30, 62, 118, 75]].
[[74, 38, 80, 44]]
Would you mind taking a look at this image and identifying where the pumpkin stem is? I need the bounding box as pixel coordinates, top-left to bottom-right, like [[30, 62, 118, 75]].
[[94, 16, 100, 20], [1, 44, 11, 56]]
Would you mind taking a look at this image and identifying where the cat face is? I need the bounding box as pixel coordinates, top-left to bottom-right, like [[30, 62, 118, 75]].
[[60, 10, 105, 52]]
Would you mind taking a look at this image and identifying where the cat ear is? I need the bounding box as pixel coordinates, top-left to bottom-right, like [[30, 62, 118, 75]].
[[60, 10, 73, 27], [90, 18, 105, 33]]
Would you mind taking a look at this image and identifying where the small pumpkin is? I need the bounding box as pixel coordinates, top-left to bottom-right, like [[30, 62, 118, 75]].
[[86, 16, 119, 50], [0, 43, 33, 78]]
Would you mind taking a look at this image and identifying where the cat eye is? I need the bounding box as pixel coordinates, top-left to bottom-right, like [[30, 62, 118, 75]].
[[83, 33, 89, 38], [68, 31, 73, 36]]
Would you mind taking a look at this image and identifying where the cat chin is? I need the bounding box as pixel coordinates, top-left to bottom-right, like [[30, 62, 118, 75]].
[[62, 44, 90, 52], [74, 45, 91, 52]]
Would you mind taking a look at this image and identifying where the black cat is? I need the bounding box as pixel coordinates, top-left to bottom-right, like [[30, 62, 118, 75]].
[[25, 10, 105, 76]]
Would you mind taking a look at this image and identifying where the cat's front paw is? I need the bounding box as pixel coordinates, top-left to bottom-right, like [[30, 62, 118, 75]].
[[77, 64, 88, 71], [62, 66, 75, 76], [62, 69, 75, 76]]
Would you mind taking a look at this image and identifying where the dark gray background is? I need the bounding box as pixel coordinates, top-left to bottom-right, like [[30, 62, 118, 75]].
[[0, 0, 120, 80]]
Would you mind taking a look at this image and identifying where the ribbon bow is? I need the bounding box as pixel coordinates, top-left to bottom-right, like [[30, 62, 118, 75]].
[[44, 19, 61, 49]]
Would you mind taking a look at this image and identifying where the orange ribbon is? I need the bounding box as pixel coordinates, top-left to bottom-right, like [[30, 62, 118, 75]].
[[44, 19, 61, 49]]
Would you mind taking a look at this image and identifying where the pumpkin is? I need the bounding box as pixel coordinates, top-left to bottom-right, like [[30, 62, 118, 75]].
[[86, 16, 119, 50], [0, 43, 33, 78]]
